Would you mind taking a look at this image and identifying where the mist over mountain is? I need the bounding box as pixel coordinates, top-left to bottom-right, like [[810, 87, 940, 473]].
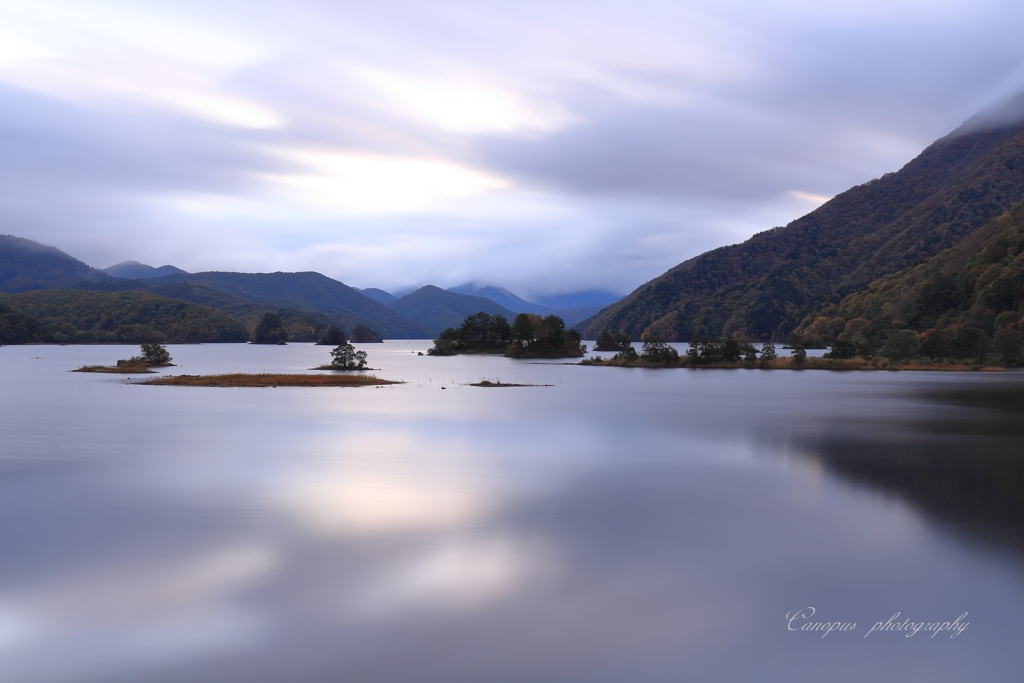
[[1, 235, 110, 293]]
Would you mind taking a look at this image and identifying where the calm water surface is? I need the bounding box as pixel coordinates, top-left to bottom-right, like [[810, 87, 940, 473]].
[[1, 342, 1023, 682]]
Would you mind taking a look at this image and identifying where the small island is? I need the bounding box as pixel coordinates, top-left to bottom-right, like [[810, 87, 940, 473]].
[[581, 337, 1009, 371], [140, 373, 400, 387], [74, 343, 174, 373], [312, 342, 370, 370], [428, 312, 586, 358]]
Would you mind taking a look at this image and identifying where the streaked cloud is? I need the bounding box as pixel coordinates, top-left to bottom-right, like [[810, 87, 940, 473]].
[[2, 0, 1024, 296]]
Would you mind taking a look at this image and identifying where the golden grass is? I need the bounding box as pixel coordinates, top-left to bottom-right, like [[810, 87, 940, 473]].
[[139, 373, 401, 387], [74, 364, 155, 374]]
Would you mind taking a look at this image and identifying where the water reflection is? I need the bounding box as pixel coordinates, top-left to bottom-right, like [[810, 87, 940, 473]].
[[2, 345, 1024, 681], [788, 380, 1024, 558]]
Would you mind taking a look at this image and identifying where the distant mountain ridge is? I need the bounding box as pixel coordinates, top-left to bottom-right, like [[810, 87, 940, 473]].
[[104, 260, 188, 279], [149, 271, 433, 339], [358, 288, 397, 304], [0, 234, 110, 292], [448, 283, 549, 315], [1, 234, 621, 340], [388, 285, 517, 335], [581, 98, 1024, 341], [449, 283, 621, 325]]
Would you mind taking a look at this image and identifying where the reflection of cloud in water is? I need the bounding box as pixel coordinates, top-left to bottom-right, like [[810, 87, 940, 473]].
[[1, 543, 276, 682], [278, 473, 488, 535], [273, 433, 495, 536], [351, 536, 557, 617]]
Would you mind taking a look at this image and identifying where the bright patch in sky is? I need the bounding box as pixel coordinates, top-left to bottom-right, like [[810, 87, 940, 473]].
[[350, 66, 572, 134], [159, 91, 283, 129], [267, 149, 511, 213], [0, 29, 52, 67]]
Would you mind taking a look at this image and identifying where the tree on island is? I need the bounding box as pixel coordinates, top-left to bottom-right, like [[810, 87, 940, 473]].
[[428, 312, 511, 355], [686, 336, 748, 365], [594, 331, 632, 352], [639, 338, 679, 366], [316, 325, 347, 346], [759, 341, 778, 367], [252, 313, 288, 344], [350, 324, 383, 343], [140, 342, 172, 365], [506, 313, 586, 358], [115, 342, 172, 368], [426, 311, 584, 357], [791, 344, 807, 367], [330, 343, 367, 369]]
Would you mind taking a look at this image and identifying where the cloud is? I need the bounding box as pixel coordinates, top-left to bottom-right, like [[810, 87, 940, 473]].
[[2, 0, 1024, 295]]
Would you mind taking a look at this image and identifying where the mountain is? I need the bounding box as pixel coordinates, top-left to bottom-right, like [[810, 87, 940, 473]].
[[0, 289, 249, 343], [448, 283, 549, 314], [359, 287, 397, 304], [152, 271, 433, 339], [388, 285, 517, 335], [0, 235, 110, 292], [581, 98, 1024, 341], [534, 290, 621, 311], [448, 283, 621, 326], [104, 260, 188, 279], [147, 282, 338, 342], [0, 235, 433, 339], [791, 198, 1024, 346]]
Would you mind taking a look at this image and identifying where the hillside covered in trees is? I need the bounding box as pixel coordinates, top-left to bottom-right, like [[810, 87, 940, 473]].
[[580, 100, 1024, 342], [0, 290, 249, 343], [790, 198, 1024, 357]]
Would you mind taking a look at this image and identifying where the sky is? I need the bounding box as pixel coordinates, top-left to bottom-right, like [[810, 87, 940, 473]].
[[3, 0, 1024, 298]]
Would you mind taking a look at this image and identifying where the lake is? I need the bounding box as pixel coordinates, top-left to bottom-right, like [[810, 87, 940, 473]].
[[1, 341, 1023, 682]]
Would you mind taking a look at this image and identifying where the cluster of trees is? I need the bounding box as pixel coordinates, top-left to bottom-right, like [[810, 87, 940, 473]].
[[0, 301, 42, 344], [507, 313, 586, 358], [588, 336, 794, 368], [429, 311, 511, 355], [792, 198, 1024, 362], [822, 324, 1023, 365], [594, 331, 632, 352], [428, 311, 585, 358]]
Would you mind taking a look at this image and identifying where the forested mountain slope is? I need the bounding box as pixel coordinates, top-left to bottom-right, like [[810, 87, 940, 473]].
[[581, 102, 1024, 341]]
